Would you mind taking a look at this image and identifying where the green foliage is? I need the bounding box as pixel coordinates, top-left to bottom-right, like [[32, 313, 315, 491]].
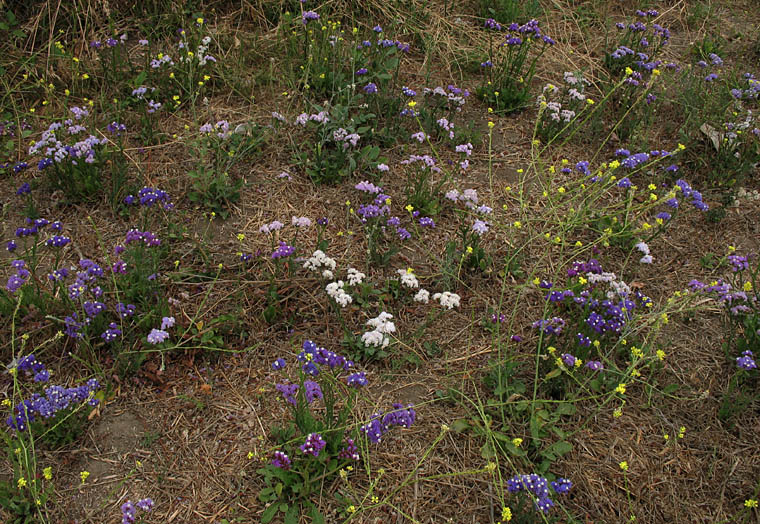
[[478, 0, 542, 25], [187, 121, 265, 217], [477, 21, 554, 113]]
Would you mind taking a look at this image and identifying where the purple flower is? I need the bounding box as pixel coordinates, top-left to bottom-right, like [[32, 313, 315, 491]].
[[737, 350, 757, 370], [16, 183, 31, 195], [302, 11, 320, 24], [472, 219, 489, 236], [300, 433, 327, 456], [561, 353, 577, 367], [161, 316, 175, 330], [363, 82, 378, 94], [304, 380, 323, 403], [271, 450, 291, 469], [338, 438, 360, 460], [146, 328, 170, 344], [276, 383, 299, 405], [347, 372, 368, 387], [355, 68, 368, 75], [101, 323, 122, 343], [585, 360, 604, 371], [271, 241, 295, 259], [271, 358, 286, 370]]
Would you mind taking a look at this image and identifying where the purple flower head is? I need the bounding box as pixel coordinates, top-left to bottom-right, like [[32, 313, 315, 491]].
[[561, 353, 577, 367], [271, 241, 295, 259], [585, 360, 604, 371], [737, 350, 757, 370], [271, 358, 286, 370], [271, 451, 291, 469], [301, 11, 319, 24], [147, 328, 170, 344], [300, 433, 327, 456], [347, 372, 368, 387]]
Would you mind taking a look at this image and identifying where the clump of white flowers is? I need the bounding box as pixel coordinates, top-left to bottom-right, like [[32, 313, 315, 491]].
[[347, 267, 366, 286], [362, 312, 396, 348], [432, 291, 461, 309], [397, 268, 419, 289], [414, 289, 430, 304], [326, 280, 352, 307]]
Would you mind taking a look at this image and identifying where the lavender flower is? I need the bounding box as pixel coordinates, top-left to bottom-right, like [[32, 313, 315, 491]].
[[737, 350, 757, 370], [300, 433, 326, 456], [271, 450, 291, 469], [146, 329, 170, 344]]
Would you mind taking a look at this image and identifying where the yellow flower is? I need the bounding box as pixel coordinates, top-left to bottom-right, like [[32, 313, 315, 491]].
[[407, 100, 417, 108], [678, 426, 686, 439], [17, 477, 27, 489], [557, 186, 565, 193], [575, 241, 583, 247], [663, 434, 669, 441], [466, 246, 473, 254], [656, 349, 666, 361], [625, 67, 633, 76], [371, 495, 379, 503], [347, 505, 356, 514], [405, 204, 414, 212], [80, 470, 90, 484], [488, 121, 495, 129], [1, 399, 10, 407], [247, 451, 254, 459], [745, 499, 758, 508], [615, 383, 627, 395], [485, 462, 496, 471], [677, 143, 686, 151], [501, 506, 512, 521], [587, 98, 595, 105], [512, 438, 523, 447], [513, 221, 521, 228], [43, 467, 52, 480], [743, 281, 753, 292], [619, 461, 629, 471], [578, 276, 587, 284], [196, 17, 204, 24]]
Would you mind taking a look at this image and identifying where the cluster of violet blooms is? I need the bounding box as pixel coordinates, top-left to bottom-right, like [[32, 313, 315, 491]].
[[355, 180, 418, 240], [531, 259, 654, 371], [268, 341, 370, 468], [481, 18, 556, 46], [507, 474, 572, 513], [444, 187, 494, 236], [120, 498, 153, 524], [27, 107, 108, 170], [6, 355, 100, 432]]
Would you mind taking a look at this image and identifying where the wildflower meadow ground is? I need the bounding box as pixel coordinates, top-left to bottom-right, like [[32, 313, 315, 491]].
[[1, 0, 760, 523]]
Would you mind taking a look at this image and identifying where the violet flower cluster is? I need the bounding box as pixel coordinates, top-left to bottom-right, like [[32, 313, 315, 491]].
[[6, 379, 100, 432], [121, 498, 153, 524], [360, 403, 416, 443], [507, 474, 572, 513]]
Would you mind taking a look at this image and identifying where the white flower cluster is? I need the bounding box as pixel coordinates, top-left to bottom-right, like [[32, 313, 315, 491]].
[[397, 268, 419, 289], [414, 289, 430, 304], [362, 312, 396, 348], [635, 242, 653, 264], [347, 267, 366, 286], [326, 280, 352, 307], [304, 250, 337, 279], [432, 291, 461, 309], [588, 272, 632, 299]]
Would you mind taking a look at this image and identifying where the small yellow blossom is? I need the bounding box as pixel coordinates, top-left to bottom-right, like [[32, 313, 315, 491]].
[[501, 506, 512, 521], [80, 471, 90, 484], [513, 221, 522, 228], [615, 383, 627, 395], [678, 426, 686, 439], [745, 499, 758, 508], [488, 121, 495, 129], [17, 477, 27, 489], [619, 461, 629, 471], [43, 467, 52, 480], [347, 505, 356, 514], [512, 438, 523, 447]]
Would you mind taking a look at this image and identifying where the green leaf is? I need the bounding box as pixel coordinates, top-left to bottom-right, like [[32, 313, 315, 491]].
[[544, 368, 562, 380], [0, 22, 8, 30], [662, 383, 679, 394], [284, 504, 299, 523], [261, 504, 278, 523], [450, 419, 471, 433], [548, 440, 573, 457]]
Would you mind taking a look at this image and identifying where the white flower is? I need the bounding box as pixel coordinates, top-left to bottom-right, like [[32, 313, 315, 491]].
[[326, 281, 352, 307], [366, 312, 395, 334], [639, 255, 653, 264], [635, 241, 650, 255], [304, 250, 337, 272], [292, 216, 312, 228], [361, 330, 388, 348], [347, 267, 366, 286], [322, 269, 334, 279], [397, 269, 419, 289], [414, 289, 430, 303], [433, 291, 460, 309]]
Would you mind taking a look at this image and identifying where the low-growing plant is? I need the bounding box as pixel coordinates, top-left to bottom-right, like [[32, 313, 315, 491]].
[[257, 339, 415, 523], [477, 19, 555, 113], [187, 120, 265, 217]]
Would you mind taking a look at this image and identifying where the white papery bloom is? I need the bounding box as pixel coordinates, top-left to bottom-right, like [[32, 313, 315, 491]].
[[303, 250, 337, 272], [322, 270, 334, 279], [414, 289, 430, 304], [361, 330, 389, 348], [347, 267, 366, 286], [326, 281, 352, 307], [397, 269, 419, 289], [432, 291, 461, 309]]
